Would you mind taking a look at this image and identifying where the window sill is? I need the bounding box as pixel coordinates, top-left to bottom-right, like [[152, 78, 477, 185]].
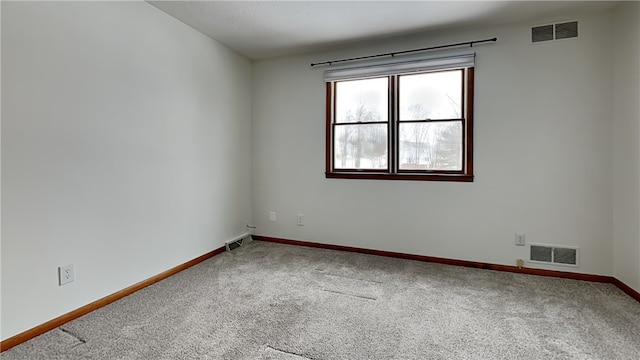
[[325, 172, 474, 182]]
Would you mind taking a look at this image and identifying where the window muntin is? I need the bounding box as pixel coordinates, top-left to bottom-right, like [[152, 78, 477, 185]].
[[327, 67, 473, 182]]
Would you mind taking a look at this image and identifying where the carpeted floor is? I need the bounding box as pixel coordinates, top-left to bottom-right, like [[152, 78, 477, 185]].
[[4, 240, 640, 359]]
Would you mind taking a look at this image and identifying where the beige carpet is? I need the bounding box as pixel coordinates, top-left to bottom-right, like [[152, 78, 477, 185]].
[[4, 240, 640, 359]]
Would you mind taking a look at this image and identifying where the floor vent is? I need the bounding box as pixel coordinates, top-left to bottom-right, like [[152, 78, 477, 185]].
[[225, 234, 252, 251], [532, 21, 578, 43], [530, 244, 579, 267]]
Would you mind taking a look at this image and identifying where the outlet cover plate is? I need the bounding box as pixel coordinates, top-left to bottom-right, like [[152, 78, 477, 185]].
[[59, 264, 75, 285]]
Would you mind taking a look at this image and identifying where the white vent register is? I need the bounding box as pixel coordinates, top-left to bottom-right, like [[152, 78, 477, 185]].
[[532, 21, 578, 43], [529, 244, 579, 267]]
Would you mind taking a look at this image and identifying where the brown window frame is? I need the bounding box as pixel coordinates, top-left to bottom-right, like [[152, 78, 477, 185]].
[[326, 67, 474, 182]]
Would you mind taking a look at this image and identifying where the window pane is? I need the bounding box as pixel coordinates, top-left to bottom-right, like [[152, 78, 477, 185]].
[[399, 71, 462, 120], [335, 78, 388, 123], [399, 122, 462, 170], [334, 124, 387, 169]]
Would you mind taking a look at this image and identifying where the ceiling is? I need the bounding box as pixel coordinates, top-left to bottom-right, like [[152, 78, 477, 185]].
[[148, 1, 619, 59]]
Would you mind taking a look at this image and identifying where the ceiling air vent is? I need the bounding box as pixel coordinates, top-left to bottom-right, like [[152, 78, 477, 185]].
[[530, 244, 579, 267], [531, 21, 578, 43]]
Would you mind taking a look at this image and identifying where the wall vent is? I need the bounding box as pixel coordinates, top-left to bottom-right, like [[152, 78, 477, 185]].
[[532, 21, 578, 43], [555, 21, 578, 39], [529, 244, 579, 267], [532, 24, 554, 43], [225, 233, 252, 251]]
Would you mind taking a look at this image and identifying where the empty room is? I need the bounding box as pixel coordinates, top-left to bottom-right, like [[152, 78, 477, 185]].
[[1, 0, 639, 359]]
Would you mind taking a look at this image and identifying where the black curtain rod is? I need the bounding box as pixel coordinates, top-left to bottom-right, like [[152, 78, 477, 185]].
[[310, 37, 497, 67]]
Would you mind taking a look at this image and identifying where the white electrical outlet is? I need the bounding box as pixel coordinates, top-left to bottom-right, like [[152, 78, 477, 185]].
[[59, 264, 75, 286], [269, 211, 276, 222], [297, 214, 304, 226], [515, 233, 526, 246]]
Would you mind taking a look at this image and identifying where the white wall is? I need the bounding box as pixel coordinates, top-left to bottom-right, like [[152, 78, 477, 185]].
[[252, 11, 615, 276], [612, 1, 640, 293], [1, 1, 252, 340]]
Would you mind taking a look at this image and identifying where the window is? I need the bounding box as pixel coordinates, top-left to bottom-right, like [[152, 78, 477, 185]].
[[325, 54, 474, 182]]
